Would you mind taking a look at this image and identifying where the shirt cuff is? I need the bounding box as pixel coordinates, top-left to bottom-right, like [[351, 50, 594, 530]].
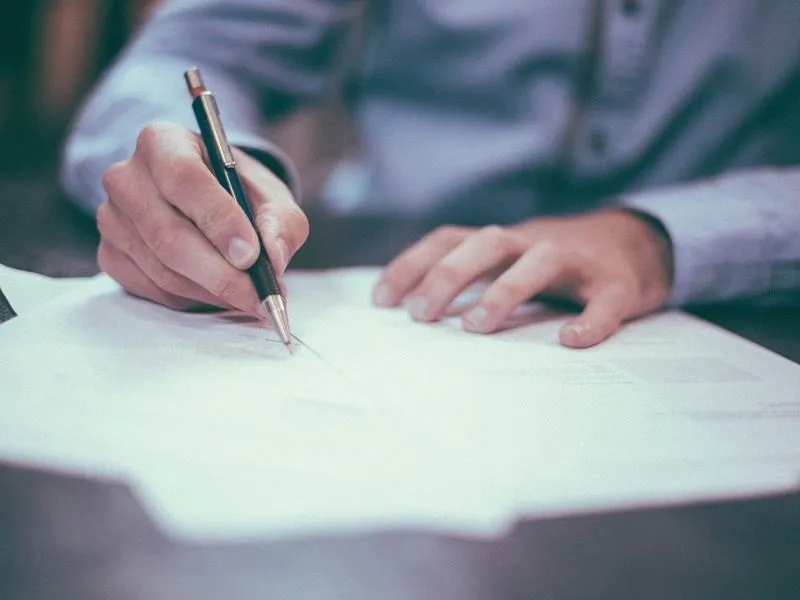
[[228, 133, 302, 203], [619, 176, 774, 306]]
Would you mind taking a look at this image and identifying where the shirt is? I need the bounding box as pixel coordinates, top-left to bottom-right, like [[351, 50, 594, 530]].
[[60, 0, 800, 306]]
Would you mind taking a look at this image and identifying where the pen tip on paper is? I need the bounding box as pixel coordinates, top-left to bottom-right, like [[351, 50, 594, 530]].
[[261, 295, 293, 350]]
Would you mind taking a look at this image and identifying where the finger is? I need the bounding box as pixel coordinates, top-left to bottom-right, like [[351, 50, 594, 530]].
[[372, 226, 469, 307], [237, 148, 309, 274], [103, 155, 259, 314], [98, 240, 201, 312], [559, 286, 631, 348], [461, 242, 567, 333], [97, 201, 236, 311], [405, 226, 526, 322], [134, 123, 262, 270]]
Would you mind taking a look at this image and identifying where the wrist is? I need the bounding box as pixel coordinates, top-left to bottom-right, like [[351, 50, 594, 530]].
[[237, 146, 292, 188], [232, 141, 301, 204], [588, 208, 672, 309], [617, 208, 674, 304]]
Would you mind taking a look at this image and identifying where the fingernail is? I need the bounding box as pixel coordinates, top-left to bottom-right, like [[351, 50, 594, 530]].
[[560, 323, 583, 347], [275, 237, 289, 273], [463, 306, 488, 332], [227, 238, 257, 269], [373, 283, 393, 306], [408, 297, 429, 321]]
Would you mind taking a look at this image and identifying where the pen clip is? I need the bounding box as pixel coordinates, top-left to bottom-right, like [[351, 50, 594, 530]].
[[203, 95, 236, 168], [185, 68, 236, 168]]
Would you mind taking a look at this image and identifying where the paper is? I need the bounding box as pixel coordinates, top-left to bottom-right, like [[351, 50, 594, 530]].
[[0, 262, 98, 314], [1, 267, 799, 541]]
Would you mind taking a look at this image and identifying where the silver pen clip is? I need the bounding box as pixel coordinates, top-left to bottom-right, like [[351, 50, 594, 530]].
[[184, 68, 236, 167]]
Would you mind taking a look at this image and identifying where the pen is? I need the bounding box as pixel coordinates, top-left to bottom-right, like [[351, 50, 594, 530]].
[[184, 67, 292, 351]]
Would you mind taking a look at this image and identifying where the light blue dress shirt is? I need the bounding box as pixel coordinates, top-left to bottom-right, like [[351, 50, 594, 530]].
[[61, 0, 800, 306]]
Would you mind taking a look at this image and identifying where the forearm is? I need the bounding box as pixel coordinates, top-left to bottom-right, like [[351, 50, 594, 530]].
[[61, 58, 293, 213], [60, 0, 358, 213], [620, 167, 800, 306]]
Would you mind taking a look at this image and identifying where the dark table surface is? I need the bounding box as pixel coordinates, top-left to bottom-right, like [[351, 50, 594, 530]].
[[1, 179, 799, 599]]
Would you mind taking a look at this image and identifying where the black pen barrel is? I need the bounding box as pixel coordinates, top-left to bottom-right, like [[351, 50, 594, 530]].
[[191, 97, 281, 300]]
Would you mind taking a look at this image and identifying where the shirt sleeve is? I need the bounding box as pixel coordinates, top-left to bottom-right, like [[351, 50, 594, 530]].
[[620, 167, 800, 306], [60, 0, 359, 213]]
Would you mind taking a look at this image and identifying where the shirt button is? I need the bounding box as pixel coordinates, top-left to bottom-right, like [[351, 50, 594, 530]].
[[620, 0, 642, 17], [588, 128, 608, 155]]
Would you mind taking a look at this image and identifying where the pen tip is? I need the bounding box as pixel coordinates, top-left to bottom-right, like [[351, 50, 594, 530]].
[[260, 295, 293, 351]]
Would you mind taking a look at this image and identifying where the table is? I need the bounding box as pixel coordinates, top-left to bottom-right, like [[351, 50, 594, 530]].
[[1, 180, 799, 599]]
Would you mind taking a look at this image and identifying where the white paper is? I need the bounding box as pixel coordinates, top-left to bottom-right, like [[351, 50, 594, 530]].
[[1, 267, 799, 541], [0, 262, 97, 314]]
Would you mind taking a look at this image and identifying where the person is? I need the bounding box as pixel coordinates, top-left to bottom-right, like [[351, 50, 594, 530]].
[[61, 0, 800, 348]]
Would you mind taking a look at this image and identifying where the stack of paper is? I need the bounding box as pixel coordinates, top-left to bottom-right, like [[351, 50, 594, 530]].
[[1, 266, 798, 541]]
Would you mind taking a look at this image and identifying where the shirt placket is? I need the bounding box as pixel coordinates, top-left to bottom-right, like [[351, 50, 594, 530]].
[[572, 0, 661, 179]]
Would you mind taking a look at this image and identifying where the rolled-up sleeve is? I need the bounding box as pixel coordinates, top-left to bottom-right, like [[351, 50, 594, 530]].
[[620, 168, 800, 306], [60, 0, 359, 213]]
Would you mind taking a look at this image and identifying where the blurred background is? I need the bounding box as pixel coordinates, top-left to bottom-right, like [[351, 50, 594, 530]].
[[0, 0, 161, 174], [0, 0, 162, 276], [0, 0, 357, 278]]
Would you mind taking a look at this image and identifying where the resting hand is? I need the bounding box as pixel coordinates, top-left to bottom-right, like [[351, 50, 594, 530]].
[[97, 123, 308, 313], [372, 210, 673, 348]]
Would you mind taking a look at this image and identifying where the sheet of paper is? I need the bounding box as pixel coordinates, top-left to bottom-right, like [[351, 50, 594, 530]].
[[1, 267, 799, 541], [0, 262, 97, 314]]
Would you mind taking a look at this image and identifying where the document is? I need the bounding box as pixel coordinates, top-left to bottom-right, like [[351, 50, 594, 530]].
[[0, 262, 97, 314], [1, 267, 799, 541]]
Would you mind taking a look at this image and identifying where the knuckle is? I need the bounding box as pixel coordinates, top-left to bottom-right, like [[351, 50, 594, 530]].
[[479, 225, 518, 252], [159, 158, 199, 202], [96, 202, 113, 237], [433, 225, 463, 246], [607, 281, 631, 296], [532, 239, 562, 263], [478, 298, 505, 316], [480, 225, 505, 239], [608, 281, 636, 306], [125, 197, 149, 229], [429, 263, 466, 288], [149, 225, 182, 266], [101, 161, 128, 197], [135, 124, 160, 156], [209, 277, 240, 303], [254, 211, 277, 238], [491, 280, 529, 302], [196, 199, 235, 239], [286, 207, 310, 246], [97, 243, 130, 293], [151, 265, 187, 297], [135, 122, 174, 156], [382, 258, 413, 283]]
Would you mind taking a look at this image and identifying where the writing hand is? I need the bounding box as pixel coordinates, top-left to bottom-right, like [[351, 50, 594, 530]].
[[97, 123, 308, 313]]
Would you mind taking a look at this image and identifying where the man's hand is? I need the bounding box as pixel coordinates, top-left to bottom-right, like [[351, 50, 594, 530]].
[[97, 122, 308, 313], [372, 210, 673, 348]]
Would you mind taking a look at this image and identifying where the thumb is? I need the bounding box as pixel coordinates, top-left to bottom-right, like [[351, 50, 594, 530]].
[[559, 287, 631, 349], [236, 150, 309, 275]]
